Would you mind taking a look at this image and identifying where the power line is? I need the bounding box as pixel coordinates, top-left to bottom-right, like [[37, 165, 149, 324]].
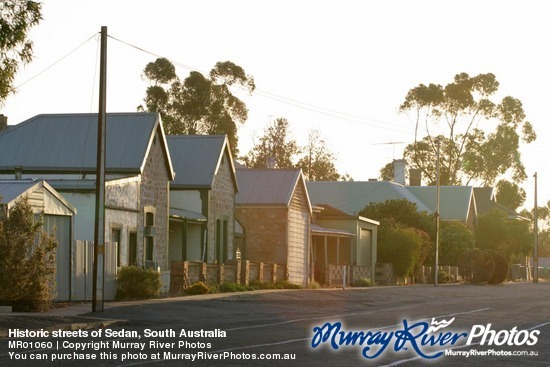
[[9, 33, 97, 93], [108, 34, 416, 134]]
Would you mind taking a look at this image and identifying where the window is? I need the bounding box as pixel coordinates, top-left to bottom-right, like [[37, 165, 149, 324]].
[[145, 212, 154, 263], [112, 228, 121, 267], [223, 220, 228, 263], [216, 219, 221, 263], [129, 231, 137, 266]]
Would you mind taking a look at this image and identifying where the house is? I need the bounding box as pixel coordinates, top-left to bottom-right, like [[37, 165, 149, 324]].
[[0, 113, 174, 299], [235, 168, 311, 286], [0, 180, 77, 300], [408, 186, 477, 227], [306, 181, 432, 215], [473, 187, 529, 221], [167, 135, 238, 264], [306, 181, 478, 226], [311, 204, 378, 282]]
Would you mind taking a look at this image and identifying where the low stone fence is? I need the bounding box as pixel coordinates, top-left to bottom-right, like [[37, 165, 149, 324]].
[[170, 260, 286, 296], [318, 264, 372, 287]]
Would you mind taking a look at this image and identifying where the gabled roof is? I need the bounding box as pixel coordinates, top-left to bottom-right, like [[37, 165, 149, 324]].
[[473, 187, 496, 215], [236, 168, 312, 213], [306, 181, 432, 215], [0, 113, 174, 179], [0, 179, 76, 213], [408, 186, 475, 221], [167, 135, 237, 191]]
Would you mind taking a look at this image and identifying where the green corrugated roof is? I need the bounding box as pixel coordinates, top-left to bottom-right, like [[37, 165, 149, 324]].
[[0, 113, 173, 178]]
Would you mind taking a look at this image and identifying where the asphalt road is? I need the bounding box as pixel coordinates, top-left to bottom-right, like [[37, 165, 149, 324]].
[[1, 282, 549, 366]]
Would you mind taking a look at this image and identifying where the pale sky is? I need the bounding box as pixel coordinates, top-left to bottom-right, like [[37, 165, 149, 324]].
[[2, 0, 549, 209]]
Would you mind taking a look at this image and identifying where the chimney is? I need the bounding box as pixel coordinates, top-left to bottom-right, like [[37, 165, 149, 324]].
[[409, 168, 422, 186], [266, 156, 276, 169], [0, 115, 7, 131], [392, 159, 407, 185]]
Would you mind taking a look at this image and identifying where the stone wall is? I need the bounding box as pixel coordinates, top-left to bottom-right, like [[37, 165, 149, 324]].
[[235, 206, 288, 265], [206, 151, 236, 263], [169, 260, 284, 295], [139, 130, 170, 270]]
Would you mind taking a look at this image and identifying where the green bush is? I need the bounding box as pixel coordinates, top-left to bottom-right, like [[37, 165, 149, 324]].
[[247, 280, 274, 290], [274, 280, 302, 289], [458, 248, 495, 284], [0, 198, 57, 312], [116, 266, 161, 300], [437, 271, 452, 284], [185, 281, 210, 295], [307, 280, 321, 289], [486, 249, 508, 284], [218, 282, 248, 293], [379, 226, 424, 278]]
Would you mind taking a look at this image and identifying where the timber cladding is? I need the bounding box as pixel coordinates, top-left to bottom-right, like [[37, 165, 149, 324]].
[[287, 182, 309, 284]]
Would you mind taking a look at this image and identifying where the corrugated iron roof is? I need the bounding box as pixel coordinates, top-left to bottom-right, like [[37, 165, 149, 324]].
[[0, 113, 173, 178], [310, 223, 354, 237], [408, 186, 473, 221], [236, 168, 305, 207], [306, 181, 432, 215], [0, 180, 38, 203], [167, 135, 236, 190], [0, 179, 76, 213], [169, 207, 207, 221]]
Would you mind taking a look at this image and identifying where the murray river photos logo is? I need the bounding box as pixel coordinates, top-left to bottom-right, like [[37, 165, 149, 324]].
[[310, 317, 540, 360]]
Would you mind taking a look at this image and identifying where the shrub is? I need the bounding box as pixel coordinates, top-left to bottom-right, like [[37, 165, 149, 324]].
[[218, 282, 247, 293], [185, 281, 210, 295], [352, 278, 372, 287], [116, 266, 161, 300], [247, 280, 275, 290], [486, 249, 508, 284], [378, 226, 424, 278], [437, 271, 452, 284], [0, 198, 57, 312], [458, 249, 495, 284], [274, 280, 302, 289], [307, 281, 321, 289]]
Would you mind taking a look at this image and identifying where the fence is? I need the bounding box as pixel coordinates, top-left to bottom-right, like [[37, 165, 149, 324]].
[[73, 240, 117, 301], [317, 264, 372, 287], [170, 260, 286, 296]]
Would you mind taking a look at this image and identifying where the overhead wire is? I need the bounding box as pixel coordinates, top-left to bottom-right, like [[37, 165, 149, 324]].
[[9, 33, 97, 94], [107, 34, 416, 135]]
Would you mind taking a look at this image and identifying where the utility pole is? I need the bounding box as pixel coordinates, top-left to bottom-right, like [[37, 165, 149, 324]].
[[434, 138, 441, 286], [92, 26, 107, 312], [533, 172, 539, 283]]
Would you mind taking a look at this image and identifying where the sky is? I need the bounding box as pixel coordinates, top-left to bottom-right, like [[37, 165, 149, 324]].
[[2, 0, 549, 210]]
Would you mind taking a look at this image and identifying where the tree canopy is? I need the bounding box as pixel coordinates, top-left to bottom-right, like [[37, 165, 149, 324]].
[[297, 130, 341, 181], [0, 0, 42, 104], [495, 179, 526, 211], [140, 58, 255, 155], [242, 117, 300, 169], [242, 118, 347, 180], [475, 208, 531, 262], [399, 72, 536, 186]]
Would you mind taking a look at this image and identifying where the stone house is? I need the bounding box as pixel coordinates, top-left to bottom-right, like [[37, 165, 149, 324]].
[[235, 168, 311, 286], [167, 135, 238, 264], [0, 113, 174, 299]]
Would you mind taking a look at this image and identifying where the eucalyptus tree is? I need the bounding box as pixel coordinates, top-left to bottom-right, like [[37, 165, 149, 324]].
[[0, 0, 42, 103], [140, 58, 255, 155], [399, 72, 536, 186]]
